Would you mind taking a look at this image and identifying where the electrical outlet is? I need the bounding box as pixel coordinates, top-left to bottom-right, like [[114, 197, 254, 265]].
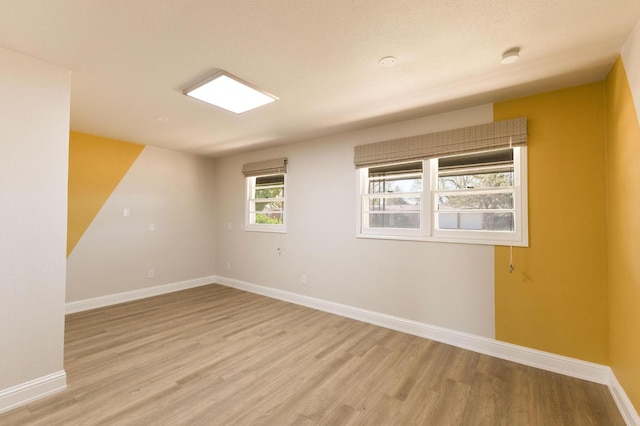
[[148, 269, 155, 279], [226, 261, 231, 270], [149, 223, 155, 232], [301, 274, 307, 285]]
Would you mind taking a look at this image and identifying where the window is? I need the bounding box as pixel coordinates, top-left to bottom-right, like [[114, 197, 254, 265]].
[[246, 172, 286, 232], [359, 147, 528, 246], [242, 157, 287, 233], [362, 161, 423, 236], [435, 149, 515, 232]]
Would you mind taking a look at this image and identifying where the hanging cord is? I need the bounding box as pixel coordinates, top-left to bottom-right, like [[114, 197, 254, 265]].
[[508, 137, 514, 274], [509, 245, 514, 273]]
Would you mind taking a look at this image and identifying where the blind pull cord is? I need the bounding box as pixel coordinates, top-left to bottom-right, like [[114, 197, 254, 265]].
[[508, 136, 514, 274], [509, 245, 514, 273], [277, 232, 282, 256]]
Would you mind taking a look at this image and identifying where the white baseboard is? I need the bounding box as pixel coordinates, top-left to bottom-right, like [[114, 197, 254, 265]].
[[65, 275, 216, 314], [0, 371, 66, 415], [609, 370, 640, 426], [214, 275, 610, 384], [61, 274, 638, 424], [216, 276, 640, 423]]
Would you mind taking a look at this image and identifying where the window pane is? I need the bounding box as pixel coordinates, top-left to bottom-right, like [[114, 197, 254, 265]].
[[369, 177, 422, 194], [254, 174, 284, 199], [437, 212, 514, 231], [439, 148, 513, 169], [255, 187, 284, 198], [368, 161, 422, 195], [438, 148, 514, 190], [369, 161, 422, 176], [252, 201, 283, 213], [256, 175, 284, 186], [368, 197, 420, 211], [255, 212, 283, 225], [368, 212, 420, 229], [438, 172, 513, 190], [437, 192, 514, 210]]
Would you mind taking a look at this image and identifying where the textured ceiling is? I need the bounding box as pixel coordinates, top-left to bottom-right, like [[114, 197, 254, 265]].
[[1, 1, 639, 156]]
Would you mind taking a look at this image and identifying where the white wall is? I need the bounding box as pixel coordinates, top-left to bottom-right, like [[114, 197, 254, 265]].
[[215, 104, 497, 337], [66, 146, 216, 302], [0, 48, 70, 390], [621, 19, 640, 123]]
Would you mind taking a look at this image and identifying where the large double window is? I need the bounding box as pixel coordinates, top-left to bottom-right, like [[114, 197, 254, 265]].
[[356, 118, 528, 246], [359, 147, 527, 245]]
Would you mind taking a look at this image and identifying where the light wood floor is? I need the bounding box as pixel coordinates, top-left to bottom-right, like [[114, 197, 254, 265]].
[[0, 285, 623, 425]]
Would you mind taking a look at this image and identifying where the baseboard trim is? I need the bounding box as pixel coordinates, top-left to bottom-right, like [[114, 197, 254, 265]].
[[0, 371, 66, 415], [62, 275, 638, 423], [66, 275, 216, 314], [215, 276, 640, 423], [214, 276, 610, 385], [609, 370, 640, 426]]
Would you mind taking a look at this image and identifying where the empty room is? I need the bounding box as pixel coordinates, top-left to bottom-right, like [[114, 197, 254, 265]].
[[1, 1, 639, 424]]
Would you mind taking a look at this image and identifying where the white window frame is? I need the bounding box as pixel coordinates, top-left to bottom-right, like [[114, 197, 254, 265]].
[[360, 162, 425, 238], [357, 147, 528, 246], [245, 172, 287, 233]]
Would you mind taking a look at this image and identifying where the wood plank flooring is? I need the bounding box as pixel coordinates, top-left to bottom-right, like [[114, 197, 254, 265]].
[[0, 285, 623, 425]]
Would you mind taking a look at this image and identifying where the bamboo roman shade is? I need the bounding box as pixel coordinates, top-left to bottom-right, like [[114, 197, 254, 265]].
[[353, 117, 527, 168], [242, 158, 287, 177]]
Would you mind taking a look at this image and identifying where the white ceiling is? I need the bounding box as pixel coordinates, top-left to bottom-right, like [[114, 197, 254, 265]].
[[1, 1, 639, 157]]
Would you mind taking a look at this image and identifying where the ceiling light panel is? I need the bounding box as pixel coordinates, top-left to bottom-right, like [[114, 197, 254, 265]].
[[184, 71, 278, 114]]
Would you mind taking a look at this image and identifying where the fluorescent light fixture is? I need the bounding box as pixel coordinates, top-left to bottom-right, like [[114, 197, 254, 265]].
[[183, 70, 278, 114]]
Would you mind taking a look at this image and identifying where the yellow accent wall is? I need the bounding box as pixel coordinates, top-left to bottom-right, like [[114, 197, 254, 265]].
[[494, 83, 609, 364], [605, 57, 640, 411], [67, 132, 144, 256]]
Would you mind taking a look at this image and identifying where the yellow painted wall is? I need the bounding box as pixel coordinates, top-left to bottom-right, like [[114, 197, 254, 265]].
[[494, 83, 609, 364], [67, 132, 144, 256], [605, 57, 640, 411]]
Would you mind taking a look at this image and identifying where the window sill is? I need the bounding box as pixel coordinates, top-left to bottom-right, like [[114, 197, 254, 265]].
[[356, 232, 528, 247], [245, 225, 287, 234]]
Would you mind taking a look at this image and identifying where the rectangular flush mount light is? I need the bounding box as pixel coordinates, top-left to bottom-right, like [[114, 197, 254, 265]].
[[183, 70, 278, 114]]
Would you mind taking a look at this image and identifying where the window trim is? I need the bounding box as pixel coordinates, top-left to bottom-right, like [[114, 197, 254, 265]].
[[361, 161, 425, 237], [357, 147, 528, 247], [245, 172, 287, 233]]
